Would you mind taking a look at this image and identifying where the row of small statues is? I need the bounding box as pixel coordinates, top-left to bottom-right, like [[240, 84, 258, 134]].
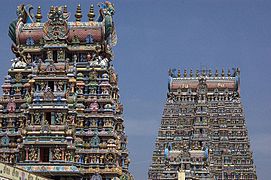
[[169, 68, 240, 78], [24, 147, 129, 166], [32, 112, 64, 125], [11, 51, 111, 69]]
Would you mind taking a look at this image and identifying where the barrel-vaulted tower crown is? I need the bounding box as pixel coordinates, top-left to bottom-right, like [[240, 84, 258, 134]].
[[8, 2, 117, 62], [168, 68, 241, 100]]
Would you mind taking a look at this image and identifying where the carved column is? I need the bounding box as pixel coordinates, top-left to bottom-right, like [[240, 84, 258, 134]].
[[25, 147, 29, 161]]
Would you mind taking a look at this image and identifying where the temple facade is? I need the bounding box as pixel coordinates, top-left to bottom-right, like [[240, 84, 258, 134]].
[[148, 69, 257, 180], [0, 2, 133, 180]]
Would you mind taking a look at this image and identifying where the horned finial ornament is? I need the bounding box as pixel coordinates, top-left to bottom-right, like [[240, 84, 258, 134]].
[[88, 4, 95, 21], [75, 4, 82, 22], [35, 6, 42, 22]]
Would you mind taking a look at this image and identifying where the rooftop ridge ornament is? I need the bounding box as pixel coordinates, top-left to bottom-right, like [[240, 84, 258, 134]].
[[63, 5, 68, 14], [221, 68, 225, 77], [75, 4, 82, 22], [17, 4, 34, 23], [168, 68, 239, 78], [88, 4, 95, 21], [43, 6, 69, 41], [8, 4, 34, 44], [190, 69, 193, 77], [184, 69, 187, 77], [35, 6, 42, 22], [177, 69, 181, 77], [98, 1, 117, 47]]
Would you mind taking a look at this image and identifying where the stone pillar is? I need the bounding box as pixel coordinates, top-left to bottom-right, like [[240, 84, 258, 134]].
[[25, 147, 29, 160], [51, 112, 55, 125], [61, 148, 65, 160]]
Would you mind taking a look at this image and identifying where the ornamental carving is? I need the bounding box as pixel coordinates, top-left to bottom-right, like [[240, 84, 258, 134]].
[[43, 6, 69, 41], [7, 99, 16, 113], [120, 175, 129, 180], [46, 63, 56, 73], [52, 148, 62, 160], [29, 147, 38, 161], [1, 136, 10, 146], [91, 135, 100, 148], [44, 87, 54, 100], [105, 152, 116, 164], [15, 72, 23, 82], [90, 101, 99, 112], [34, 112, 43, 125], [55, 112, 63, 124], [197, 77, 207, 95], [65, 151, 72, 161], [91, 174, 102, 180]]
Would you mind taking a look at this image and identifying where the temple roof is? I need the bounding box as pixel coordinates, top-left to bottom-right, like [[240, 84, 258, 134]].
[[168, 68, 240, 93], [18, 22, 104, 46], [8, 2, 117, 55]]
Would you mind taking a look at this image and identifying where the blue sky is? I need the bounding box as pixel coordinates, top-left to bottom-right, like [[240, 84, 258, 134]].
[[0, 0, 270, 179]]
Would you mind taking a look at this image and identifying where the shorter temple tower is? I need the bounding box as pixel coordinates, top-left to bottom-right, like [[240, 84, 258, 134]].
[[148, 68, 257, 180]]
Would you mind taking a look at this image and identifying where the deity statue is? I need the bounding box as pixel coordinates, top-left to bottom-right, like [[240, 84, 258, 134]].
[[34, 113, 41, 124], [74, 154, 80, 162], [65, 151, 71, 161], [9, 154, 15, 163], [55, 112, 63, 125], [11, 57, 27, 69], [53, 148, 62, 160], [29, 147, 38, 161], [57, 81, 63, 91]]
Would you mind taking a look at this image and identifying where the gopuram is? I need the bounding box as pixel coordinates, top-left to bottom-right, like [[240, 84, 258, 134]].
[[148, 69, 257, 180], [0, 2, 133, 180]]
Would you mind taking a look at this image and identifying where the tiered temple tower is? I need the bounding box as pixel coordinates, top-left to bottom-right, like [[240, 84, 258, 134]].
[[0, 3, 133, 180], [148, 69, 257, 180]]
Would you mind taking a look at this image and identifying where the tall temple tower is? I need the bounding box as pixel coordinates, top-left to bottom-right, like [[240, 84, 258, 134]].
[[0, 2, 133, 180], [148, 69, 257, 180]]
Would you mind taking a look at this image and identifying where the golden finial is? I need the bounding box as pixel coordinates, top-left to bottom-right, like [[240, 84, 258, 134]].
[[49, 6, 54, 15], [88, 4, 95, 21], [215, 69, 218, 77], [177, 69, 181, 78], [190, 69, 193, 77], [227, 69, 231, 77], [184, 69, 187, 77], [35, 6, 42, 22], [63, 5, 68, 14], [221, 68, 225, 77], [75, 4, 82, 22]]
